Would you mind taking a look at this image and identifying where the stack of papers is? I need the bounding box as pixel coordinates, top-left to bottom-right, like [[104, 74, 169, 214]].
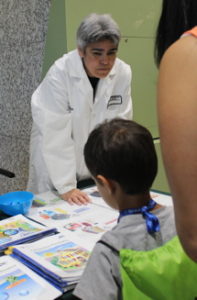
[[0, 214, 57, 252], [10, 233, 92, 292], [0, 255, 61, 299]]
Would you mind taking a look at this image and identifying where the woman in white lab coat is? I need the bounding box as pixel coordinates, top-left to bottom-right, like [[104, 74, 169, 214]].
[[27, 13, 132, 204]]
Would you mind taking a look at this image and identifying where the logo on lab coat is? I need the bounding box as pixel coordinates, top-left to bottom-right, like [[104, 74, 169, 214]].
[[107, 95, 122, 109]]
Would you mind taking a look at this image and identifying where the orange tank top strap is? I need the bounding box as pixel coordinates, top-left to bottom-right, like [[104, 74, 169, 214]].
[[184, 26, 197, 37]]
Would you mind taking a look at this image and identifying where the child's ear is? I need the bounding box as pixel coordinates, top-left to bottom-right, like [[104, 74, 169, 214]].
[[96, 175, 116, 194]]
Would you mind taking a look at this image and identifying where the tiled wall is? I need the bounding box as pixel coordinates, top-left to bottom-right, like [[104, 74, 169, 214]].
[[0, 0, 51, 194]]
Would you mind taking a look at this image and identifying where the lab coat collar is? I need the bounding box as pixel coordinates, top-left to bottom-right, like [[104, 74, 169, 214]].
[[67, 49, 88, 79]]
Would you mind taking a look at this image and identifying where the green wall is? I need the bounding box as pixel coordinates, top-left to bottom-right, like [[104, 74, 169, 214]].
[[42, 0, 67, 76], [42, 0, 170, 193]]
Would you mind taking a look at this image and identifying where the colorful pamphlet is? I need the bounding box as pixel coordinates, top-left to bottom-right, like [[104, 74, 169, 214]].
[[10, 233, 92, 291], [0, 214, 57, 251], [28, 194, 118, 249], [28, 198, 118, 227], [0, 255, 61, 299]]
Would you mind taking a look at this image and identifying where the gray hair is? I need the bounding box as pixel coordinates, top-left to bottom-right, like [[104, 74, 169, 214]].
[[76, 13, 121, 51]]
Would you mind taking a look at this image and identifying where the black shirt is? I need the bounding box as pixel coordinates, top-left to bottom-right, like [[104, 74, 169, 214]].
[[88, 76, 99, 99]]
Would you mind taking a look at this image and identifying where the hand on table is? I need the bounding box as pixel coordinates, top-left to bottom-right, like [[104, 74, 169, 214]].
[[60, 189, 91, 205]]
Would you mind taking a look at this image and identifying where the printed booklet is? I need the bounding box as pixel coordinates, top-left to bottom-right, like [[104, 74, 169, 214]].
[[57, 208, 118, 249], [9, 233, 92, 291], [0, 214, 57, 252], [28, 198, 118, 249], [0, 255, 61, 300]]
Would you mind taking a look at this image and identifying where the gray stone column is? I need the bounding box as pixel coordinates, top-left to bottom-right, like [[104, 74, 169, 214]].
[[0, 0, 51, 194]]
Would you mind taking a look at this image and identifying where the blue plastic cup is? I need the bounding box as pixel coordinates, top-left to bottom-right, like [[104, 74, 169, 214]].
[[0, 191, 34, 216]]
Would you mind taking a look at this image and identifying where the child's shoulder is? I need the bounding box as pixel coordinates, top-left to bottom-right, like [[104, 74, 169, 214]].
[[96, 206, 176, 252]]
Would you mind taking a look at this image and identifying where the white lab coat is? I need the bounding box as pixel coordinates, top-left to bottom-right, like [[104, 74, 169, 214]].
[[27, 49, 132, 194]]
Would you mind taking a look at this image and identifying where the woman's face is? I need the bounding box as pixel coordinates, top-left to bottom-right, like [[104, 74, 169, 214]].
[[78, 40, 118, 78]]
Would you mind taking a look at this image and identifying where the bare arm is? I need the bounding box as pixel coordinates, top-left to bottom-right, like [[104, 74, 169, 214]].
[[157, 35, 197, 261]]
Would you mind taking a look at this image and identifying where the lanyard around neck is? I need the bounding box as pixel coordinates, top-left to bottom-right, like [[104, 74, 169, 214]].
[[118, 199, 160, 233]]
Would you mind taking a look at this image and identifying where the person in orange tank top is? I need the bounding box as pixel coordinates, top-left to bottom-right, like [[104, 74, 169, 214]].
[[155, 0, 197, 262]]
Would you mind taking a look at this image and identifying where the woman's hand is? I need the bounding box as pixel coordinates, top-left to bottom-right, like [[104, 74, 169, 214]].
[[60, 189, 91, 205]]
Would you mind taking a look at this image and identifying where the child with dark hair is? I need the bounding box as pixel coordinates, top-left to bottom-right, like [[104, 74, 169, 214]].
[[73, 118, 176, 300]]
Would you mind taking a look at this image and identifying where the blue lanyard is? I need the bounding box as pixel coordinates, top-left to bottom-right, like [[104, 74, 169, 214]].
[[118, 199, 160, 233]]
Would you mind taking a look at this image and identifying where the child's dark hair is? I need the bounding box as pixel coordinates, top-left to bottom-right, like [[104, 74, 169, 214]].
[[84, 118, 157, 195]]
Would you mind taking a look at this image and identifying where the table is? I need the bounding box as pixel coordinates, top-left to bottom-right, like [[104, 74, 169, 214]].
[[0, 188, 173, 299]]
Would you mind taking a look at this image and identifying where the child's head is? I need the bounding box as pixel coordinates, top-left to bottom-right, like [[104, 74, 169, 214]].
[[84, 118, 157, 197]]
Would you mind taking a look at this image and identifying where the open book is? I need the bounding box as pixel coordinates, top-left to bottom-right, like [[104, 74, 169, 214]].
[[0, 255, 61, 299], [9, 233, 92, 291], [0, 214, 57, 252]]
